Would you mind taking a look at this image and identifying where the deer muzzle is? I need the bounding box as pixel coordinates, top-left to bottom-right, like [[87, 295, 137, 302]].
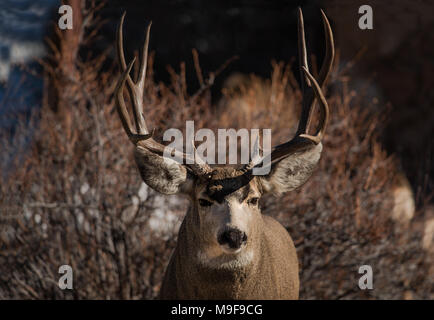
[[218, 227, 248, 251]]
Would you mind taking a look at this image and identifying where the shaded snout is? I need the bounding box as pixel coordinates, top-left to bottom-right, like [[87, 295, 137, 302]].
[[217, 227, 248, 250]]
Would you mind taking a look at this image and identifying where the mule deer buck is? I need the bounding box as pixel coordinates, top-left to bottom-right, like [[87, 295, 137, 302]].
[[115, 8, 334, 299]]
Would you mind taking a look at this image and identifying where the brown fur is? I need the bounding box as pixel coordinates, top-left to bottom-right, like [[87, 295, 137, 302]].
[[160, 191, 299, 299]]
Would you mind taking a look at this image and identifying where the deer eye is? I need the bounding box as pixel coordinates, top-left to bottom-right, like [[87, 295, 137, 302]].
[[199, 199, 213, 207], [248, 197, 259, 206]]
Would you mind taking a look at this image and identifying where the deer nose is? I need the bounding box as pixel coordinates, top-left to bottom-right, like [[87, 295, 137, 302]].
[[218, 228, 247, 249]]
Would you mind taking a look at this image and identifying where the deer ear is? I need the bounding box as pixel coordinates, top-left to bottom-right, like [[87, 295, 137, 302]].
[[258, 143, 322, 195], [134, 146, 194, 195]]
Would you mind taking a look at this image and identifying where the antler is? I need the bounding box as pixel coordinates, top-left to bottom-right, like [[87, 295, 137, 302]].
[[247, 8, 334, 169], [115, 13, 212, 176]]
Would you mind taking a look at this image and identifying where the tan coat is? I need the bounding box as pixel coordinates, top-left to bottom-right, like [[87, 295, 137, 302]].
[[160, 213, 299, 299]]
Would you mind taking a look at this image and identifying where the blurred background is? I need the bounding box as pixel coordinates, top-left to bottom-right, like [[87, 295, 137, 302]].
[[0, 0, 433, 299]]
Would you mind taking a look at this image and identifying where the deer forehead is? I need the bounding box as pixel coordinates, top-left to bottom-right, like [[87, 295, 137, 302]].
[[195, 169, 260, 204]]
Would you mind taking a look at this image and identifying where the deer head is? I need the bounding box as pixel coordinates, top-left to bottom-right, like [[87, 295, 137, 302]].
[[115, 8, 333, 266]]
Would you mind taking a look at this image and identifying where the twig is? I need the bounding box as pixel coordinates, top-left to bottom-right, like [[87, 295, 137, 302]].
[[190, 55, 239, 102]]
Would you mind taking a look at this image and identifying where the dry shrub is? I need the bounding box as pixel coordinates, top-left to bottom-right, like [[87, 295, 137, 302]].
[[0, 43, 215, 299], [0, 11, 432, 299]]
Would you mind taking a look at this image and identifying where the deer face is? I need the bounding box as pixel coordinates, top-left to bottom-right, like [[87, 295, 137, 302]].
[[193, 168, 262, 256]]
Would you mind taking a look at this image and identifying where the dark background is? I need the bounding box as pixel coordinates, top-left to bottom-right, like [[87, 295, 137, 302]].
[[98, 0, 327, 97]]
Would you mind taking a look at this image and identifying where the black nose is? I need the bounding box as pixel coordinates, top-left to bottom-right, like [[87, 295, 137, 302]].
[[218, 228, 247, 249]]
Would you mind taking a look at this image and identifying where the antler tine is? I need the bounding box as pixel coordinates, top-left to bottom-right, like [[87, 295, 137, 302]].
[[116, 13, 148, 135], [297, 7, 310, 93], [296, 7, 310, 135], [115, 57, 135, 138], [137, 21, 152, 91], [115, 57, 153, 143], [318, 9, 334, 86], [242, 134, 263, 172], [117, 13, 132, 84], [190, 141, 213, 176], [295, 8, 334, 138], [300, 66, 329, 143]]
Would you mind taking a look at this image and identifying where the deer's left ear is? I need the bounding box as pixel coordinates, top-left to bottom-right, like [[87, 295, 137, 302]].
[[134, 146, 195, 195], [258, 143, 322, 195]]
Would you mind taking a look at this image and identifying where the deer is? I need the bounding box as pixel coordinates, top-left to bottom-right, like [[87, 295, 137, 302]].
[[114, 8, 334, 299]]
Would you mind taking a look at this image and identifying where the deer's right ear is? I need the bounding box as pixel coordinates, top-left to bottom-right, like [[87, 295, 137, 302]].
[[134, 146, 194, 195], [258, 142, 322, 195]]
